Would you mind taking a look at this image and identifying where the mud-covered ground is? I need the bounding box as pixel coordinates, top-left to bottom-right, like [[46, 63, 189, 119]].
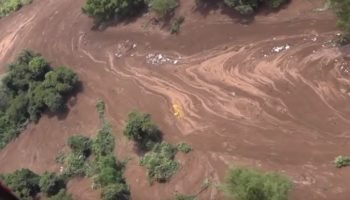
[[1, 0, 350, 199]]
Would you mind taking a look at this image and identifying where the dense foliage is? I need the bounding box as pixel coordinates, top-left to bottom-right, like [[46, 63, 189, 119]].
[[0, 0, 32, 18], [82, 0, 145, 23], [147, 0, 178, 17], [223, 168, 292, 200], [0, 50, 78, 149], [140, 142, 179, 182], [223, 0, 288, 15], [48, 189, 72, 200], [334, 155, 350, 168], [123, 111, 161, 150], [330, 0, 350, 42], [59, 101, 130, 200], [176, 142, 192, 153], [0, 169, 40, 199], [39, 172, 65, 197]]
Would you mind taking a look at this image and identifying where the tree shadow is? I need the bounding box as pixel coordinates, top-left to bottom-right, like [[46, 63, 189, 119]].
[[132, 130, 164, 156]]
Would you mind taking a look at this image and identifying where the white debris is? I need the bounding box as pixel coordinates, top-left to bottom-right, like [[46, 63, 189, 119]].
[[133, 44, 137, 48], [311, 37, 317, 42], [336, 32, 342, 36], [271, 44, 291, 53], [146, 53, 180, 65], [231, 92, 236, 96]]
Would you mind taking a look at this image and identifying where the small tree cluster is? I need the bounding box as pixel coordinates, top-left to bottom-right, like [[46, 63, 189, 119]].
[[223, 0, 287, 15], [82, 0, 146, 23], [123, 111, 161, 150], [334, 155, 350, 168], [0, 0, 32, 18], [330, 0, 350, 43], [146, 0, 178, 17], [0, 50, 78, 149], [223, 168, 292, 200], [140, 142, 179, 182], [59, 101, 130, 200], [0, 169, 67, 200]]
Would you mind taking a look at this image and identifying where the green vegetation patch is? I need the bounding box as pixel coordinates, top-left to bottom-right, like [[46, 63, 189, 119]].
[[330, 0, 350, 43], [334, 155, 350, 168], [140, 142, 179, 182], [58, 101, 130, 200], [176, 142, 191, 153], [0, 0, 32, 18], [147, 0, 178, 17], [82, 0, 146, 23], [123, 110, 161, 150], [223, 0, 287, 15], [0, 49, 78, 149], [0, 169, 67, 200], [223, 168, 292, 200], [174, 194, 196, 200]]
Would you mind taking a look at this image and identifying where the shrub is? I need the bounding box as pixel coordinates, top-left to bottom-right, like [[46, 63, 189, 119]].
[[0, 49, 78, 149], [67, 135, 92, 157], [48, 189, 72, 200], [92, 122, 115, 156], [334, 155, 350, 168], [123, 111, 160, 150], [223, 168, 292, 200], [0, 0, 32, 18], [93, 155, 125, 187], [63, 152, 87, 177], [140, 142, 178, 182], [96, 99, 106, 119], [331, 0, 350, 39], [0, 169, 40, 199], [39, 172, 65, 197], [147, 0, 178, 17], [176, 143, 191, 153], [223, 0, 287, 15], [101, 183, 130, 200], [175, 194, 196, 200], [82, 0, 145, 23], [170, 16, 185, 34]]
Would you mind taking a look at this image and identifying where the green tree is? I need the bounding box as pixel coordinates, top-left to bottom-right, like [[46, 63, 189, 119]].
[[223, 168, 292, 200], [39, 172, 65, 197], [0, 169, 40, 199], [331, 0, 350, 39], [147, 0, 178, 17], [48, 189, 72, 200], [123, 111, 160, 150], [82, 0, 145, 23], [101, 183, 130, 200], [68, 135, 92, 157]]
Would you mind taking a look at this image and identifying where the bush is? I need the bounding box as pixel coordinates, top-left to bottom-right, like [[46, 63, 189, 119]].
[[39, 172, 65, 197], [67, 135, 92, 157], [175, 194, 196, 200], [176, 143, 191, 153], [0, 169, 40, 199], [96, 99, 106, 119], [140, 142, 178, 182], [101, 183, 130, 200], [82, 0, 145, 23], [48, 189, 72, 200], [92, 122, 115, 156], [63, 152, 87, 177], [170, 16, 185, 34], [147, 0, 178, 17], [223, 168, 292, 200], [123, 111, 160, 150], [0, 0, 32, 18], [331, 0, 350, 38], [93, 155, 125, 187], [223, 0, 287, 15], [334, 155, 350, 168], [0, 49, 79, 149]]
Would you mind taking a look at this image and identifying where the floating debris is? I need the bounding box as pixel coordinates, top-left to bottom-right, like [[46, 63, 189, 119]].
[[271, 44, 291, 53], [146, 53, 180, 65]]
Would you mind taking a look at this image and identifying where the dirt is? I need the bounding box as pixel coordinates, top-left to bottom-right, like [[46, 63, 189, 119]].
[[1, 0, 350, 199]]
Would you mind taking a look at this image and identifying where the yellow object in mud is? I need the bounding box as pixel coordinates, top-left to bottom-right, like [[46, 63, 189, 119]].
[[172, 103, 183, 118]]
